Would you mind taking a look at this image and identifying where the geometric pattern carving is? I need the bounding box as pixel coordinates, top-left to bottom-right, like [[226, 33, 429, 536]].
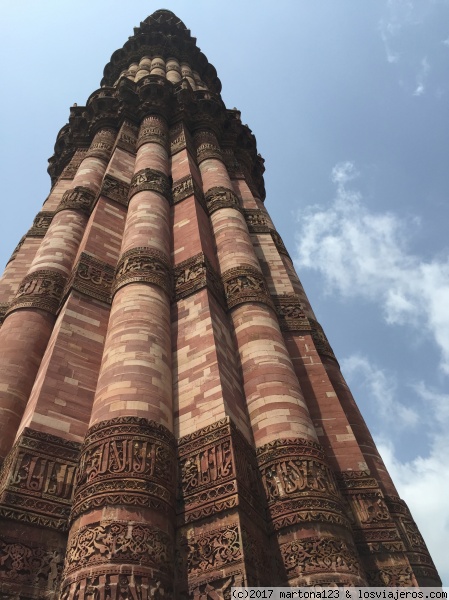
[[56, 186, 97, 215], [113, 247, 171, 296], [185, 524, 242, 576], [137, 118, 168, 150], [100, 174, 130, 207], [272, 294, 311, 332], [204, 186, 241, 215], [309, 318, 337, 361], [0, 428, 80, 531], [194, 131, 223, 164], [222, 265, 272, 310], [27, 211, 54, 237], [174, 252, 224, 306], [65, 252, 115, 304], [71, 417, 176, 522], [7, 269, 67, 315], [128, 168, 171, 201]]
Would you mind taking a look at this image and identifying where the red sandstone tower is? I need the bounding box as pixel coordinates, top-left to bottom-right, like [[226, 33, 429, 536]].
[[0, 9, 441, 599]]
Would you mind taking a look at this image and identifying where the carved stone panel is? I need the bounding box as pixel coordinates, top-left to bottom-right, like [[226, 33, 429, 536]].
[[366, 565, 414, 587], [27, 212, 54, 238], [7, 270, 67, 315], [137, 118, 169, 150], [271, 230, 290, 258], [64, 252, 114, 304], [100, 174, 130, 206], [273, 294, 310, 332], [56, 186, 97, 215], [61, 572, 173, 600], [0, 428, 80, 531], [129, 168, 171, 201], [184, 524, 242, 577], [243, 209, 270, 233], [71, 417, 176, 521], [174, 252, 225, 306], [116, 122, 138, 154], [0, 303, 7, 327], [113, 247, 171, 296], [222, 266, 272, 310], [172, 174, 206, 211], [309, 318, 337, 361], [60, 148, 88, 179], [204, 186, 241, 215], [194, 131, 223, 163]]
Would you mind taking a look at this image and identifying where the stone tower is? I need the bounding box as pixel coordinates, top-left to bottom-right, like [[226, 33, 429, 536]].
[[0, 9, 441, 599]]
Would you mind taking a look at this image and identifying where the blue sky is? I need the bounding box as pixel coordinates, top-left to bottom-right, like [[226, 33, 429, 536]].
[[1, 0, 448, 584]]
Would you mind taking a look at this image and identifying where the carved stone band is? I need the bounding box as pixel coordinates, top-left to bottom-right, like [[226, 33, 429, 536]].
[[273, 294, 311, 332], [194, 130, 223, 164], [243, 208, 271, 233], [7, 269, 67, 315], [137, 124, 169, 150], [56, 186, 97, 215], [172, 174, 205, 208], [222, 265, 272, 310], [204, 185, 241, 215], [71, 417, 176, 522], [0, 303, 7, 326], [112, 247, 171, 296], [64, 252, 115, 304], [27, 211, 54, 238], [0, 428, 80, 531], [128, 168, 171, 201], [100, 173, 130, 207], [174, 252, 224, 305], [309, 318, 337, 361]]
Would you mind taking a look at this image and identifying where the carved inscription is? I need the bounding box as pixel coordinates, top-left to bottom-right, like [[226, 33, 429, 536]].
[[57, 186, 97, 215], [172, 175, 206, 209], [27, 211, 54, 237], [174, 253, 224, 304], [8, 270, 67, 314], [271, 230, 289, 257], [85, 129, 115, 160], [61, 573, 172, 600], [137, 121, 168, 149], [222, 266, 272, 309], [129, 168, 171, 200], [243, 209, 270, 233], [204, 186, 241, 215], [280, 537, 361, 577], [113, 247, 171, 296], [60, 148, 88, 179], [273, 294, 310, 332], [65, 252, 114, 304], [100, 173, 130, 206], [194, 131, 222, 163]]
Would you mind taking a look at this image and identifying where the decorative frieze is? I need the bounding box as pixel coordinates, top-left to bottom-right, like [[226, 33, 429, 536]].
[[116, 124, 138, 154], [137, 116, 169, 150], [0, 303, 7, 326], [0, 428, 80, 530], [27, 211, 54, 237], [222, 266, 272, 310], [190, 574, 244, 600], [366, 565, 414, 586], [56, 186, 97, 215], [271, 230, 290, 258], [85, 128, 116, 161], [309, 318, 337, 361], [172, 174, 206, 212], [184, 524, 242, 576], [194, 130, 223, 163], [174, 252, 224, 305], [128, 168, 171, 201], [71, 417, 176, 521], [7, 269, 67, 315], [113, 246, 171, 296], [272, 294, 310, 332], [243, 209, 270, 233], [60, 148, 88, 179], [64, 252, 114, 304], [100, 173, 130, 206], [61, 573, 172, 600], [204, 185, 241, 215]]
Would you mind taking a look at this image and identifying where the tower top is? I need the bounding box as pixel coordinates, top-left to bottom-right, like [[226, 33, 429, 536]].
[[101, 8, 221, 93]]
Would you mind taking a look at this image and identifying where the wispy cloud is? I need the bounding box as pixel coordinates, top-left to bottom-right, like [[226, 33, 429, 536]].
[[295, 161, 449, 373], [413, 57, 430, 96]]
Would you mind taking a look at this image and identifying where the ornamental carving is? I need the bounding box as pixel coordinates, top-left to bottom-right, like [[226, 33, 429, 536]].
[[0, 536, 64, 592], [27, 211, 54, 237], [349, 492, 390, 525], [180, 440, 233, 495], [65, 252, 114, 304], [61, 573, 172, 600], [64, 521, 173, 576], [174, 252, 224, 305], [186, 524, 242, 575], [137, 115, 168, 149], [194, 131, 222, 163], [8, 270, 67, 315], [309, 318, 337, 361], [222, 266, 272, 310], [280, 537, 361, 577], [72, 417, 176, 520], [100, 173, 130, 206], [0, 428, 80, 530], [366, 565, 414, 586], [116, 123, 138, 154], [204, 186, 241, 215], [113, 247, 171, 296], [170, 123, 188, 155], [129, 168, 171, 200], [56, 186, 97, 215], [172, 174, 205, 208], [85, 128, 116, 161], [0, 303, 7, 326], [273, 294, 310, 332], [7, 235, 25, 264], [191, 574, 244, 600], [271, 230, 289, 257], [243, 209, 270, 233], [60, 148, 88, 179]]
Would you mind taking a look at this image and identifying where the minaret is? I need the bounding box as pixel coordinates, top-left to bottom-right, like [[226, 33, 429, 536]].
[[0, 9, 441, 599]]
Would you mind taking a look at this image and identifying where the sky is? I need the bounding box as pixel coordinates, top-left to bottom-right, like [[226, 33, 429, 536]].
[[1, 0, 448, 585]]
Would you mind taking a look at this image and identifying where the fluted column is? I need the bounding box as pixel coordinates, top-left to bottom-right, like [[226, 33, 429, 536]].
[[0, 128, 114, 461], [195, 129, 366, 586], [61, 115, 175, 599]]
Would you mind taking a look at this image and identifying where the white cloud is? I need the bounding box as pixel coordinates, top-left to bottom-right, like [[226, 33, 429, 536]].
[[413, 57, 430, 96], [295, 161, 449, 373]]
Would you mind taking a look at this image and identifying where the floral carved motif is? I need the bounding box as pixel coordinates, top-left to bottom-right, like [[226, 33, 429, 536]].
[[185, 524, 242, 575], [273, 294, 310, 332], [71, 417, 176, 521], [113, 247, 171, 296], [190, 574, 244, 600], [65, 252, 114, 304], [366, 565, 414, 587], [100, 174, 130, 206], [280, 537, 361, 578], [56, 186, 97, 215], [222, 266, 272, 310], [8, 270, 67, 315], [129, 168, 171, 201], [174, 252, 224, 305], [27, 211, 54, 237], [204, 186, 241, 215]]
